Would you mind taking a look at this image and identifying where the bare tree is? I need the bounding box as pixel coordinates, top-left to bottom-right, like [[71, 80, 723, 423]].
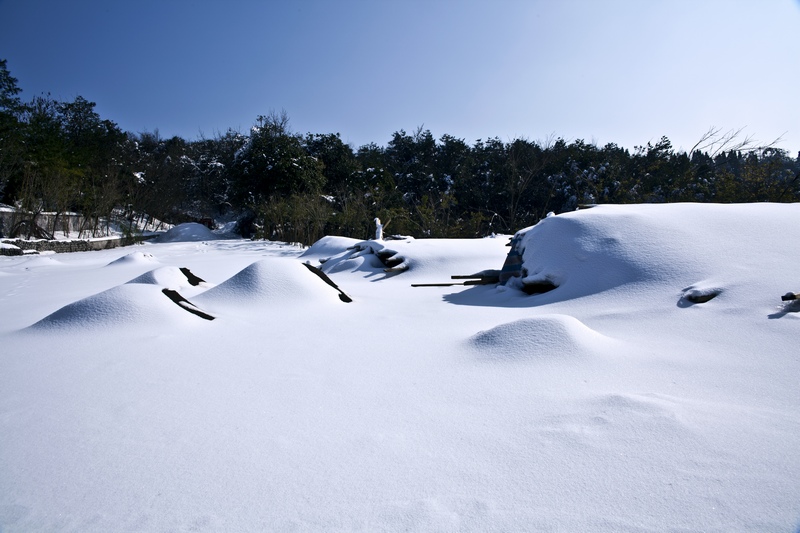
[[689, 126, 783, 158]]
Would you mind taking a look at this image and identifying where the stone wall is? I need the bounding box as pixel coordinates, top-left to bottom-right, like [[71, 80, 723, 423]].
[[0, 235, 159, 256], [0, 243, 22, 256]]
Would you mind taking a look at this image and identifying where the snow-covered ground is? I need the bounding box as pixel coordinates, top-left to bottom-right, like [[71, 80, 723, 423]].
[[1, 203, 799, 532]]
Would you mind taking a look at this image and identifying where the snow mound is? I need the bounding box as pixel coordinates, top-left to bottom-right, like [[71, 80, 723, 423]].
[[679, 280, 725, 306], [106, 251, 158, 266], [156, 222, 219, 243], [316, 236, 509, 282], [29, 284, 203, 330], [512, 203, 800, 301], [320, 240, 397, 275], [127, 266, 211, 294], [469, 314, 613, 360], [18, 256, 64, 268], [300, 236, 361, 262], [327, 253, 386, 275], [194, 257, 345, 309]]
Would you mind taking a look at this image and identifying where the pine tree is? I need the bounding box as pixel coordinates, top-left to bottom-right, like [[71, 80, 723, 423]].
[[0, 59, 24, 203]]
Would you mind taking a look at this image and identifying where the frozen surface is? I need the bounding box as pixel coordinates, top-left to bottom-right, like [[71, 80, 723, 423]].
[[1, 203, 799, 532]]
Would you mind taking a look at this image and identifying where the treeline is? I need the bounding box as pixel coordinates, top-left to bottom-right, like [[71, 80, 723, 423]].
[[2, 59, 799, 243]]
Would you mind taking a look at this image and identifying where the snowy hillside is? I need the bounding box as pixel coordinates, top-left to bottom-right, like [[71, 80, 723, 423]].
[[1, 203, 799, 532]]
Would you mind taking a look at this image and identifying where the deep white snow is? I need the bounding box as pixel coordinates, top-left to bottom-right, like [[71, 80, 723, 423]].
[[1, 203, 799, 532]]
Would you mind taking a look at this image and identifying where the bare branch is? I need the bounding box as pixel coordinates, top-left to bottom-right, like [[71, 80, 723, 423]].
[[690, 126, 766, 157]]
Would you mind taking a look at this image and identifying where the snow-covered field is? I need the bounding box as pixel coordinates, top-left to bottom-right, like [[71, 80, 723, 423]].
[[1, 203, 799, 532]]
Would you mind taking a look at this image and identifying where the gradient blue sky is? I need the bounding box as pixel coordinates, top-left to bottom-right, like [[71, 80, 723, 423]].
[[1, 0, 798, 152]]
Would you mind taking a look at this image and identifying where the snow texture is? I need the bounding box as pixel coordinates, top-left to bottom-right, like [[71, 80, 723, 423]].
[[1, 203, 800, 532]]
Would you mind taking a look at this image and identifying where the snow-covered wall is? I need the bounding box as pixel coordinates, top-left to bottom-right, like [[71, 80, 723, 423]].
[[0, 235, 157, 255]]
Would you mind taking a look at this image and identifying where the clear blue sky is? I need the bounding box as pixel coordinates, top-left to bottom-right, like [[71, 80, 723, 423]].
[[1, 0, 798, 153]]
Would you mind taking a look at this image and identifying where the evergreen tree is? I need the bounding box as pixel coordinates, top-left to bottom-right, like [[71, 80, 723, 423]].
[[231, 111, 325, 205], [0, 59, 24, 203]]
